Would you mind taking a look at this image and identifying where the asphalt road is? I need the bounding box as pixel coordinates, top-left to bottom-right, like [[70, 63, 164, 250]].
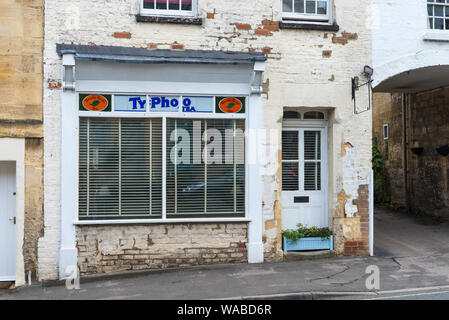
[[1, 207, 448, 300]]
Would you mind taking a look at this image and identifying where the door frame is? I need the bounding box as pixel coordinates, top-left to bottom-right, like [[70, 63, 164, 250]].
[[282, 119, 329, 228], [0, 138, 25, 285]]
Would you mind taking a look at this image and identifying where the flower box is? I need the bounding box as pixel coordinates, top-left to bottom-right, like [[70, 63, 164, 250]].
[[283, 236, 333, 252]]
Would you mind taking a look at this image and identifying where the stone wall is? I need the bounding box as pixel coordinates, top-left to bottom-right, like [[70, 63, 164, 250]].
[[373, 93, 406, 207], [0, 0, 44, 281], [373, 89, 449, 219], [77, 223, 248, 275], [408, 88, 449, 218]]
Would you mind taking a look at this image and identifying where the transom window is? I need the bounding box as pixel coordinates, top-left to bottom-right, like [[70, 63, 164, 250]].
[[141, 0, 196, 17], [282, 0, 330, 22], [428, 0, 449, 30]]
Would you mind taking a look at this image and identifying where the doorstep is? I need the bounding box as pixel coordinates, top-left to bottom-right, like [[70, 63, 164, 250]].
[[283, 250, 337, 262]]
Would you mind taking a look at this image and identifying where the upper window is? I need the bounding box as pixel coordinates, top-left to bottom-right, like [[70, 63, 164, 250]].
[[427, 0, 449, 30], [141, 0, 196, 17], [282, 0, 331, 22]]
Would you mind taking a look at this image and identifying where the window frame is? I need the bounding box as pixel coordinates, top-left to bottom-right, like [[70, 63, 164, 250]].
[[140, 0, 198, 18], [76, 92, 248, 223], [282, 0, 332, 24]]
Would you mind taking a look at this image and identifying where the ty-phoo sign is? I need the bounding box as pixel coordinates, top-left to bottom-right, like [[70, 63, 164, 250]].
[[79, 94, 111, 112]]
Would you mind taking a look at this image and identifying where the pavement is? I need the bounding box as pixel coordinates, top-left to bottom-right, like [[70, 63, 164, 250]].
[[1, 207, 448, 300]]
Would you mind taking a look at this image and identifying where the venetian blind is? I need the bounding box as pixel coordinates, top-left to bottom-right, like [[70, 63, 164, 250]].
[[79, 118, 162, 219], [166, 119, 245, 217]]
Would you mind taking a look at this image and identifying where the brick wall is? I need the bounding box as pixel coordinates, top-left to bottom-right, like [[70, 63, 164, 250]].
[[372, 93, 406, 207], [77, 223, 248, 275], [373, 89, 449, 219]]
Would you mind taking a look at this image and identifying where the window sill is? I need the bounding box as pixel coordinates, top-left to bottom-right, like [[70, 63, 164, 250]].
[[279, 21, 339, 32], [74, 217, 251, 225], [423, 31, 449, 42], [136, 14, 203, 25]]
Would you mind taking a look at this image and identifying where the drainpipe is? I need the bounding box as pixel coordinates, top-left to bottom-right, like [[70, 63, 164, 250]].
[[402, 93, 410, 213]]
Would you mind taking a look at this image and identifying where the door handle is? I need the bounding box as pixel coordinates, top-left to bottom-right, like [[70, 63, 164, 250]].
[[9, 217, 16, 224]]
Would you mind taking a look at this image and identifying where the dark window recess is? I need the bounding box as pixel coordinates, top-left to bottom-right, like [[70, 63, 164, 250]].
[[136, 15, 203, 25], [294, 196, 309, 203]]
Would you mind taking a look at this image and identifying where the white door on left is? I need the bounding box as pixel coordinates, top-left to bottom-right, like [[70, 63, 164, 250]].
[[0, 162, 16, 281]]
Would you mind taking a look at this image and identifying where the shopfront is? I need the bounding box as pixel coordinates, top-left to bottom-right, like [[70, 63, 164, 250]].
[[56, 45, 266, 277]]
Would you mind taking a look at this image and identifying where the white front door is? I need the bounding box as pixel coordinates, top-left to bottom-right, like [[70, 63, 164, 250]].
[[282, 128, 328, 230], [0, 162, 16, 281]]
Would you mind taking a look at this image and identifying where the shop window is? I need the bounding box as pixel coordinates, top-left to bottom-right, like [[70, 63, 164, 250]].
[[427, 0, 449, 30], [282, 0, 331, 23], [141, 0, 197, 17], [79, 113, 245, 220]]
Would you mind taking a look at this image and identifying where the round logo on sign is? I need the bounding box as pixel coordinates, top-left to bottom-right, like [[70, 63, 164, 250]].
[[82, 95, 109, 111], [218, 97, 243, 114]]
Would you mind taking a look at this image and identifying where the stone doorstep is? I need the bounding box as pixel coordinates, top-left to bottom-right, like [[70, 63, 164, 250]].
[[283, 250, 337, 262], [0, 282, 14, 290]]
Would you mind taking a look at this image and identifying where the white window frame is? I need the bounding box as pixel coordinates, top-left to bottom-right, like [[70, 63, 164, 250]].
[[75, 92, 248, 224], [140, 0, 198, 17], [282, 0, 332, 24], [427, 0, 449, 31], [383, 124, 389, 140]]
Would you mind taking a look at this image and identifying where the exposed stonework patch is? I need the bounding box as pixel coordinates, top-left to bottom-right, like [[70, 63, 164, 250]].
[[48, 80, 61, 89], [336, 189, 352, 218], [341, 142, 353, 157]]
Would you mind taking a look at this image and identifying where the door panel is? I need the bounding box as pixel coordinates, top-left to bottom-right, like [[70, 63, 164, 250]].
[[282, 128, 327, 230], [0, 162, 16, 281]]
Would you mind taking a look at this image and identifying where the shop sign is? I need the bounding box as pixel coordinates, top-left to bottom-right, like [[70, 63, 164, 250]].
[[182, 97, 214, 113], [149, 96, 180, 112], [216, 97, 245, 114], [79, 94, 111, 112], [114, 95, 147, 112]]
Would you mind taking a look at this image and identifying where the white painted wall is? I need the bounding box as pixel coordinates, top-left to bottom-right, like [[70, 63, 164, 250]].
[[41, 0, 373, 279], [372, 0, 449, 89]]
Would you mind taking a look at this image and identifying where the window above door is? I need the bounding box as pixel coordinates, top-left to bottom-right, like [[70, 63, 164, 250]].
[[282, 0, 331, 23]]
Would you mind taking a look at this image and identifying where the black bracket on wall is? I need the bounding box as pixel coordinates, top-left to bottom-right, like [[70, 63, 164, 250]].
[[352, 65, 374, 115]]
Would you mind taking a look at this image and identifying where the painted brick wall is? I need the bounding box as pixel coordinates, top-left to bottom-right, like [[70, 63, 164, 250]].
[[40, 0, 373, 279], [77, 223, 248, 275]]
